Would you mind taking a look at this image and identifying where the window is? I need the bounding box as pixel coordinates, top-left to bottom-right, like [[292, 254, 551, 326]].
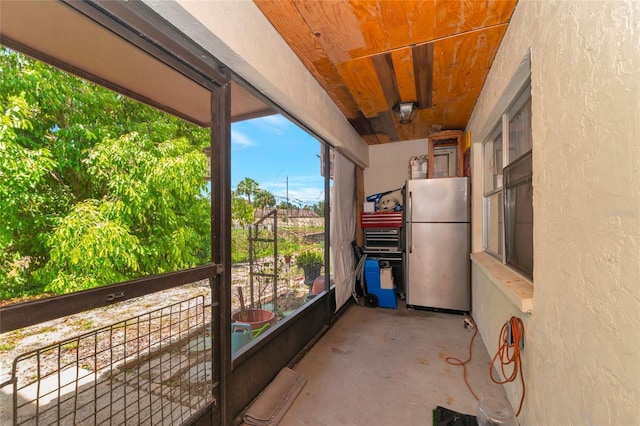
[[0, 46, 212, 302], [483, 85, 533, 279], [505, 150, 533, 276], [483, 131, 504, 257], [229, 114, 329, 354]]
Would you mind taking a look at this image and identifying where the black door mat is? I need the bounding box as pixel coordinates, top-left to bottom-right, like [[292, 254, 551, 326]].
[[433, 406, 478, 426]]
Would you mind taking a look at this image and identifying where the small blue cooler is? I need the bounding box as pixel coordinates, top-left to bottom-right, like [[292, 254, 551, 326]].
[[364, 259, 397, 309]]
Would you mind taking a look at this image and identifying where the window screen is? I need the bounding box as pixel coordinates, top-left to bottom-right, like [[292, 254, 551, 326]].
[[485, 191, 504, 256], [504, 151, 533, 278], [483, 132, 503, 193], [508, 97, 532, 162]]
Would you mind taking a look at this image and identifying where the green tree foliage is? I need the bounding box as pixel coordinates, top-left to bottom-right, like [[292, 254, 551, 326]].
[[276, 200, 298, 210], [0, 47, 210, 300], [235, 177, 259, 205], [311, 200, 325, 217], [254, 188, 276, 210], [232, 178, 274, 227], [231, 191, 255, 229]]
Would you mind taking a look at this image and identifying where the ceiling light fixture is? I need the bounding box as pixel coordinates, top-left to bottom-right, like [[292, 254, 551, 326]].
[[393, 101, 418, 124]]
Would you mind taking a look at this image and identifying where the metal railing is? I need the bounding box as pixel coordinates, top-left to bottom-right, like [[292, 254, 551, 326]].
[[248, 209, 278, 311], [5, 295, 213, 425]]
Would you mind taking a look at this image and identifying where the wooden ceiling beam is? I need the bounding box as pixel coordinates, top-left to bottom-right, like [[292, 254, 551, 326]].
[[254, 0, 516, 145], [371, 53, 400, 110], [413, 43, 435, 109]]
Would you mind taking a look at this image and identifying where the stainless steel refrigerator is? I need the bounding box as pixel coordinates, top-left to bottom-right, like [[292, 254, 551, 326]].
[[404, 177, 470, 311]]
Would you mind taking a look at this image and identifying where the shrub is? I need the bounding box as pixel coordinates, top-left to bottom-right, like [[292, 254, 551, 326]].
[[294, 249, 323, 267]]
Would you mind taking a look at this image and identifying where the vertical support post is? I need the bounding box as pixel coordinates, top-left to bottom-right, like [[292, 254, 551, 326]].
[[285, 176, 289, 222], [323, 142, 332, 324], [273, 210, 278, 314], [355, 166, 365, 247], [249, 224, 255, 308], [211, 71, 231, 426]]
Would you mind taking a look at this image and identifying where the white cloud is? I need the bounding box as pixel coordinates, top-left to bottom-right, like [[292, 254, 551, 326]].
[[231, 129, 255, 149], [287, 187, 324, 203], [252, 114, 292, 135], [263, 175, 325, 204]]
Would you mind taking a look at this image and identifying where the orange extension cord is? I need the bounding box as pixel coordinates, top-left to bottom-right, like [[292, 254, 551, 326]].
[[489, 316, 526, 417], [445, 318, 481, 401], [446, 316, 526, 417]]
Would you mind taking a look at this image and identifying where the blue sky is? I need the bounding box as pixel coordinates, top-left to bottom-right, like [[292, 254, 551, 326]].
[[231, 115, 325, 206]]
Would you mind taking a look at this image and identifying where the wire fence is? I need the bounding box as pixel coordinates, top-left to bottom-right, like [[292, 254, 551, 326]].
[[7, 295, 213, 426]]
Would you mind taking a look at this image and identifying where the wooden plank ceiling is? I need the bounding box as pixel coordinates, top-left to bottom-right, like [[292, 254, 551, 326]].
[[254, 0, 516, 144]]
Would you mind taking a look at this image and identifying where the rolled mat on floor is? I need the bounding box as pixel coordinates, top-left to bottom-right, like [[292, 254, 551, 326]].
[[242, 367, 307, 426]]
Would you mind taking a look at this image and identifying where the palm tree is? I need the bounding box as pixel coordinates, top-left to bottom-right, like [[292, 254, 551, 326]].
[[236, 177, 259, 205], [254, 189, 276, 209]]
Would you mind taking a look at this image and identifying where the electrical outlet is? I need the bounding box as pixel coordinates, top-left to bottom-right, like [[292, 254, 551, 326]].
[[505, 320, 513, 346], [505, 319, 525, 349]]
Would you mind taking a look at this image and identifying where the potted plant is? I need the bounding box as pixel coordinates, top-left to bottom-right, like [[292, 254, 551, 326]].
[[280, 241, 295, 265], [295, 248, 323, 286]]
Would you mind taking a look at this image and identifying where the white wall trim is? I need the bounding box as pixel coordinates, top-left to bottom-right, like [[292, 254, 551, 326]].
[[470, 49, 531, 145]]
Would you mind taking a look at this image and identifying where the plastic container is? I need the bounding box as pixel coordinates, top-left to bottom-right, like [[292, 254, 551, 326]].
[[231, 323, 253, 354], [231, 309, 276, 331], [477, 397, 517, 426]]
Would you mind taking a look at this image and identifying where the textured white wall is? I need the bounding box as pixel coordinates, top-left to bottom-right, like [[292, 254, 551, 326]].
[[363, 138, 428, 196], [143, 0, 369, 168], [468, 1, 640, 424]]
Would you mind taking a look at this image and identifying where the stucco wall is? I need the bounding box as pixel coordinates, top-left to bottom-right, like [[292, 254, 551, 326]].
[[363, 138, 428, 196], [467, 1, 640, 424], [143, 0, 369, 168]]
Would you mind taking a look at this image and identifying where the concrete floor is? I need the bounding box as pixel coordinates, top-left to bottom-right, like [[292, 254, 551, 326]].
[[281, 304, 511, 425]]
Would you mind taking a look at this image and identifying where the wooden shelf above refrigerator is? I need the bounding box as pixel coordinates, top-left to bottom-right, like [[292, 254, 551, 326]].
[[428, 130, 464, 178]]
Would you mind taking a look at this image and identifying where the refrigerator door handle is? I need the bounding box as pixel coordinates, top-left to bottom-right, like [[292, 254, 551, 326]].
[[407, 191, 412, 253]]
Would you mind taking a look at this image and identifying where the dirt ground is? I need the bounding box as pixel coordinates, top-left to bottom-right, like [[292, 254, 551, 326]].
[[0, 262, 314, 422]]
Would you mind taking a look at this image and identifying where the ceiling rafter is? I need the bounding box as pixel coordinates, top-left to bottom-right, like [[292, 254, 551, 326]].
[[255, 0, 516, 144]]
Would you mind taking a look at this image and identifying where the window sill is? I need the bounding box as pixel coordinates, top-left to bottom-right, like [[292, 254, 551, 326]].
[[470, 252, 533, 314]]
